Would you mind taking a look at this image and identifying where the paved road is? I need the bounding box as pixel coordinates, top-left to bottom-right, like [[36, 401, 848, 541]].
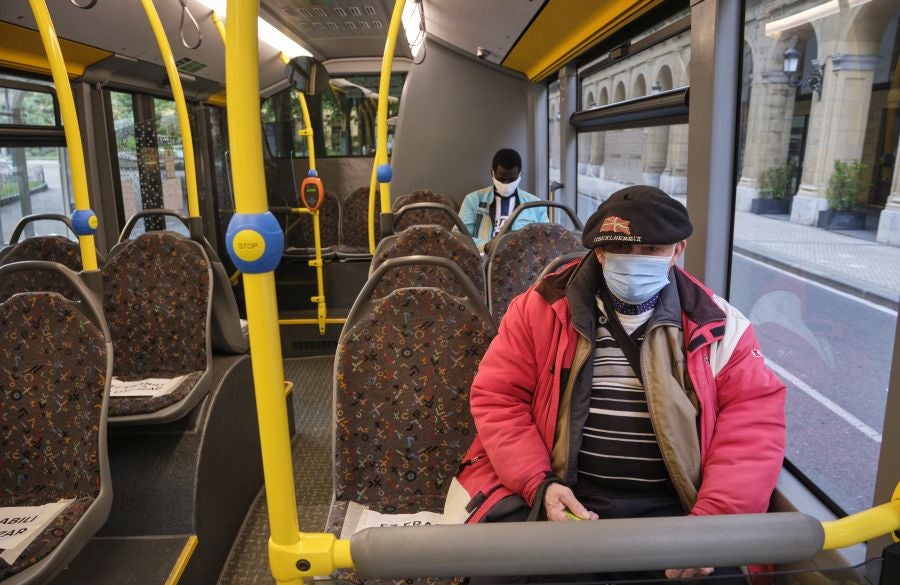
[[730, 253, 895, 514], [0, 159, 72, 242]]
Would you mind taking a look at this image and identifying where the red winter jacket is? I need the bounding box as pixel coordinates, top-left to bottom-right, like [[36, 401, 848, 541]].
[[444, 255, 785, 524]]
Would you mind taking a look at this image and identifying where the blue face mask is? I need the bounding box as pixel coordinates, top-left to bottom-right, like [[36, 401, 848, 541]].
[[602, 252, 673, 305]]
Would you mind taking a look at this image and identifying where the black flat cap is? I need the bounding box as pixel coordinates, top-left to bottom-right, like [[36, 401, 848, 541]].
[[582, 185, 693, 248]]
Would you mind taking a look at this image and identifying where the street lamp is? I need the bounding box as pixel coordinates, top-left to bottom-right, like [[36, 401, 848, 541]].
[[783, 46, 823, 99]]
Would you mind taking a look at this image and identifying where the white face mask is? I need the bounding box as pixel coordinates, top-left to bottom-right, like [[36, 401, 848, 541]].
[[492, 174, 520, 198]]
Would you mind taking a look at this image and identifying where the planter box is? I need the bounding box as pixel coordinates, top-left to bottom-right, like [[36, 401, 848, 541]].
[[816, 210, 867, 230], [750, 198, 790, 215]]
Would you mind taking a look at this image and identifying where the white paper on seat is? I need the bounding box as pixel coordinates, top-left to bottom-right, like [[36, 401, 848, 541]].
[[338, 501, 447, 539], [110, 375, 187, 398], [0, 499, 74, 565]]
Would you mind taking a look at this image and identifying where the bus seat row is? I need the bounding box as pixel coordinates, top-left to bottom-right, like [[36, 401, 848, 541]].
[[325, 257, 496, 585], [283, 188, 459, 262], [0, 262, 112, 585], [0, 210, 247, 425]]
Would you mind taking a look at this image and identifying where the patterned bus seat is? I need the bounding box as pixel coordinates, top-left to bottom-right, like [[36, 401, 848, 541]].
[[0, 237, 90, 303], [101, 232, 213, 423], [284, 191, 341, 260], [324, 260, 497, 585], [370, 225, 485, 300], [336, 187, 381, 258], [392, 190, 458, 232], [0, 263, 112, 585]]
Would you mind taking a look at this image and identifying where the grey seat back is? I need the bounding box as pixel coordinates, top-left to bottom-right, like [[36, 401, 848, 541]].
[[0, 261, 112, 585], [102, 231, 213, 423], [370, 226, 485, 300]]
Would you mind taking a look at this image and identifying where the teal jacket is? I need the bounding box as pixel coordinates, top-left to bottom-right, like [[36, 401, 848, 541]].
[[458, 186, 549, 252]]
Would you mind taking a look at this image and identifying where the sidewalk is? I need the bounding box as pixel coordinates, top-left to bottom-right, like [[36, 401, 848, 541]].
[[733, 211, 900, 309]]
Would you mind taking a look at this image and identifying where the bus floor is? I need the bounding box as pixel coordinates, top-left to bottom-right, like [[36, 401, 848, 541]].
[[217, 355, 336, 585]]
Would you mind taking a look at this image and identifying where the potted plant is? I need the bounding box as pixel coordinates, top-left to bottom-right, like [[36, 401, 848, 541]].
[[817, 160, 870, 230], [750, 164, 794, 214]]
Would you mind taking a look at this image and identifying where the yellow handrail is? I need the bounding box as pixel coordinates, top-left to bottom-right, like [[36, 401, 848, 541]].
[[28, 0, 98, 272], [225, 2, 351, 581], [368, 0, 407, 253], [211, 10, 226, 44], [822, 482, 900, 549], [141, 0, 200, 218]]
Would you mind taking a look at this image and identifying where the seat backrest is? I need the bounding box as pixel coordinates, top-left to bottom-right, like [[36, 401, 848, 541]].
[[285, 191, 340, 250], [0, 236, 84, 302], [487, 223, 584, 321], [370, 226, 485, 299], [538, 252, 586, 280], [392, 190, 457, 231], [341, 187, 380, 250], [0, 262, 112, 583], [333, 262, 497, 507], [102, 232, 212, 378]]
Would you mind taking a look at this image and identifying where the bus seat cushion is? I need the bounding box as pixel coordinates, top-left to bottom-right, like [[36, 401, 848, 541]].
[[107, 370, 203, 416], [0, 496, 94, 579]]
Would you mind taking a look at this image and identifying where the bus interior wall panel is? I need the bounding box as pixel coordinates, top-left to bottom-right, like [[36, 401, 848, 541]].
[[76, 355, 263, 585], [391, 36, 536, 205]]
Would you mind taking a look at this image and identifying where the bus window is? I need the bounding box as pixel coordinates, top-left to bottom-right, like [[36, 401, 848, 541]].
[[110, 91, 189, 237], [0, 74, 73, 242], [731, 0, 899, 515], [573, 8, 690, 225], [261, 73, 404, 159]]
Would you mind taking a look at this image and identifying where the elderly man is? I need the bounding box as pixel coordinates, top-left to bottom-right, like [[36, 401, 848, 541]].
[[445, 185, 785, 582]]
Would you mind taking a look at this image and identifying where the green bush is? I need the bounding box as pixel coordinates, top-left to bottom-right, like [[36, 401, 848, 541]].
[[758, 164, 795, 200], [826, 160, 870, 212]]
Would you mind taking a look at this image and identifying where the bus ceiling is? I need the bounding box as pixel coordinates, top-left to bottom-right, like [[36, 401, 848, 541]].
[[0, 0, 666, 94]]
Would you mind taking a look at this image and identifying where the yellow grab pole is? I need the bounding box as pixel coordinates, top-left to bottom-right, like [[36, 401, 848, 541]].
[[278, 53, 327, 331], [822, 483, 900, 550], [28, 0, 98, 272], [225, 1, 298, 583], [211, 10, 226, 44], [369, 0, 407, 247], [368, 163, 378, 253], [141, 0, 200, 218], [225, 2, 352, 580]]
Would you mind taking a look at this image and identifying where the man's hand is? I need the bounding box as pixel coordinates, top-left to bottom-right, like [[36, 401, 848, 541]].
[[664, 568, 714, 579], [543, 483, 598, 521]]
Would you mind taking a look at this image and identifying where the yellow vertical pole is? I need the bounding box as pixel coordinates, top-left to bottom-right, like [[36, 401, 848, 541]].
[[369, 0, 407, 249], [141, 0, 201, 218], [224, 1, 300, 583], [211, 10, 227, 44], [368, 164, 378, 253], [278, 52, 327, 333], [28, 0, 98, 272]]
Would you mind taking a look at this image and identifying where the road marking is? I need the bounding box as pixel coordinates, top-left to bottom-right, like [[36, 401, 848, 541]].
[[766, 358, 882, 443], [734, 253, 898, 316]]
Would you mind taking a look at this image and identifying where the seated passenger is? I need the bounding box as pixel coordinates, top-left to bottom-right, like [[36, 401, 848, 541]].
[[458, 148, 548, 252], [445, 186, 786, 582]]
